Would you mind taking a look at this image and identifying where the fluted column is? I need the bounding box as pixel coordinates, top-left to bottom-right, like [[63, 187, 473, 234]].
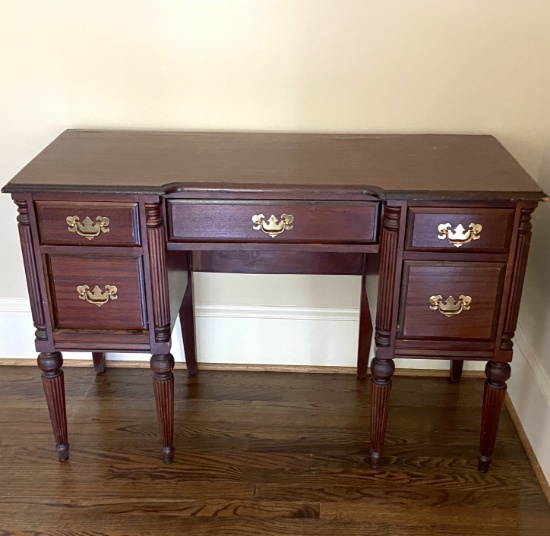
[[150, 353, 175, 464], [145, 202, 171, 344], [15, 199, 48, 343], [478, 361, 511, 473], [370, 357, 395, 468], [37, 352, 69, 461]]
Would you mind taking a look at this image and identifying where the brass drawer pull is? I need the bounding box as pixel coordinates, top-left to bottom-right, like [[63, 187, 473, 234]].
[[429, 295, 471, 317], [437, 223, 482, 247], [77, 285, 118, 307], [66, 215, 110, 240], [252, 214, 294, 238]]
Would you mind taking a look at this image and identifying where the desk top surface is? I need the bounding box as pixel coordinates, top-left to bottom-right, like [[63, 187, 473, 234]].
[[3, 130, 545, 200]]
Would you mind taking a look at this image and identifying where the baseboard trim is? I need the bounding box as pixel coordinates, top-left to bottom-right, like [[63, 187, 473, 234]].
[[0, 356, 485, 378], [506, 395, 550, 507]]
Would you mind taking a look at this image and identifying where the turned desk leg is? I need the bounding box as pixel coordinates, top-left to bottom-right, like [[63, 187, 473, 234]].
[[369, 357, 395, 468], [179, 277, 198, 377], [478, 361, 511, 473], [150, 353, 175, 464], [92, 352, 106, 374], [37, 352, 69, 462], [450, 360, 464, 384]]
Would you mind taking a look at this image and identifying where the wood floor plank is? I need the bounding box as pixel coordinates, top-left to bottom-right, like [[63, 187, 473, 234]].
[[0, 366, 548, 535]]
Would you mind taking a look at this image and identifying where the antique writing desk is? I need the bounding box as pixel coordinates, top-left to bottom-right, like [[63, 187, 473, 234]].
[[2, 130, 546, 472]]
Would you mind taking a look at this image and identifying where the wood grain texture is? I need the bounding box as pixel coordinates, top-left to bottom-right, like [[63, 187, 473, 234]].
[[406, 206, 515, 252], [374, 203, 405, 353], [167, 200, 378, 244], [399, 261, 506, 341], [35, 200, 141, 246], [2, 130, 545, 199], [14, 197, 48, 343], [500, 206, 535, 352], [145, 202, 171, 344], [46, 253, 147, 330], [0, 367, 548, 535]]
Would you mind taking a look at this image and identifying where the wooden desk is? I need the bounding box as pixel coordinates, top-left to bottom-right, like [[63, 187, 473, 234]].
[[2, 130, 546, 472]]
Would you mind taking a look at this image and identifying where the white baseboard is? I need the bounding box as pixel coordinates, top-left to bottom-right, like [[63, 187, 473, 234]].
[[508, 323, 550, 486]]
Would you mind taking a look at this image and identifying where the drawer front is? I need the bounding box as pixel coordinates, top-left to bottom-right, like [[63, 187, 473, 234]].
[[36, 201, 140, 246], [399, 261, 506, 341], [167, 201, 378, 243], [406, 207, 514, 252], [46, 254, 147, 331]]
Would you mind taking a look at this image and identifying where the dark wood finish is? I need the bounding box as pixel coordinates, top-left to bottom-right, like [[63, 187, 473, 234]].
[[399, 261, 506, 340], [35, 200, 141, 246], [406, 207, 515, 252], [357, 268, 373, 380], [369, 357, 395, 468], [1, 130, 546, 470], [150, 353, 175, 464], [167, 200, 379, 244], [374, 204, 405, 355], [45, 253, 147, 330], [0, 368, 549, 535], [450, 360, 464, 383], [499, 206, 535, 354], [14, 197, 48, 343], [144, 202, 171, 345], [36, 352, 69, 461], [479, 361, 512, 472], [92, 352, 106, 374], [192, 250, 365, 275], [179, 266, 198, 376], [3, 130, 544, 199]]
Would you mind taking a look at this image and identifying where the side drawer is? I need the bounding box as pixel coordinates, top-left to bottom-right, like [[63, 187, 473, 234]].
[[398, 261, 506, 341], [35, 201, 140, 246], [406, 207, 514, 252], [45, 253, 147, 331], [167, 201, 379, 244]]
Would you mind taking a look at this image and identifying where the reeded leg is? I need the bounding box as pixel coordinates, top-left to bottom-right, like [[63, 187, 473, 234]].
[[478, 361, 511, 473], [450, 360, 464, 383], [92, 352, 106, 374], [37, 352, 69, 462], [369, 357, 395, 468], [179, 277, 198, 376], [150, 353, 175, 464], [357, 275, 373, 380]]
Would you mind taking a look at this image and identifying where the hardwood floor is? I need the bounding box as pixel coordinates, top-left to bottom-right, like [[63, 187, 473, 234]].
[[0, 365, 548, 535]]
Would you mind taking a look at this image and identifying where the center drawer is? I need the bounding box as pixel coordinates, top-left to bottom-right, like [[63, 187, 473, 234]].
[[166, 201, 379, 244]]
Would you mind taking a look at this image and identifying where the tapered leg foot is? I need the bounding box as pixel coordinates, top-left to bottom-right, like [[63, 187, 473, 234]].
[[92, 352, 106, 374], [369, 357, 395, 468], [450, 360, 464, 383], [150, 353, 175, 464], [478, 361, 511, 473], [37, 352, 69, 461]]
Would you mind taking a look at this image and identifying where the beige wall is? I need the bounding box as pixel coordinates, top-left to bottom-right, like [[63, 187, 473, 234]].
[[520, 133, 550, 377], [2, 0, 550, 292], [1, 0, 550, 397]]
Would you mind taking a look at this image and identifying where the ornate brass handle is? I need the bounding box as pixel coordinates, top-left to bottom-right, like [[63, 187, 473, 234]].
[[66, 215, 110, 240], [437, 223, 482, 247], [252, 214, 294, 238], [429, 295, 472, 317], [77, 285, 118, 307]]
